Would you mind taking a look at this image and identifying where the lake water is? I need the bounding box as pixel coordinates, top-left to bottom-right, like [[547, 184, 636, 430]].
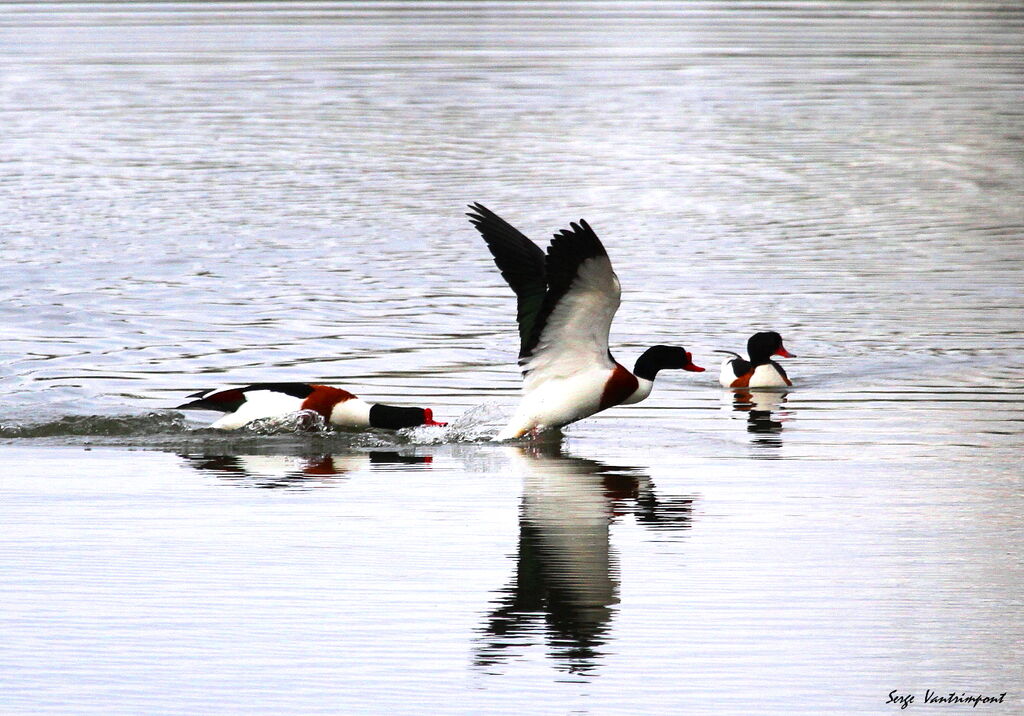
[[1, 2, 1022, 713]]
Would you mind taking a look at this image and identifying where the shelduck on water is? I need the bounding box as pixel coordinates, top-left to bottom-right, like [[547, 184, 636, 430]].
[[467, 203, 705, 440], [177, 383, 446, 431], [717, 331, 795, 388]]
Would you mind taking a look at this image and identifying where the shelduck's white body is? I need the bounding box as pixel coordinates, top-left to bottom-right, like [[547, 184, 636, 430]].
[[177, 382, 442, 431], [206, 390, 374, 430], [208, 389, 310, 430], [499, 369, 656, 441]]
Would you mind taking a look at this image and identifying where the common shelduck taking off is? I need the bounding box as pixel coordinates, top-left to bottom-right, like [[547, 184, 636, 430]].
[[177, 383, 446, 431], [467, 203, 705, 440], [717, 331, 795, 388]]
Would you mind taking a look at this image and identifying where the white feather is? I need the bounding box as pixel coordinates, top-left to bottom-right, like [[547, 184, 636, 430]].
[[328, 398, 373, 427], [498, 367, 614, 439], [209, 390, 304, 430], [521, 255, 620, 391], [749, 363, 790, 388]]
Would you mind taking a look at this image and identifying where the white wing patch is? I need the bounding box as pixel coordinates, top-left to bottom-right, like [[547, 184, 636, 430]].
[[209, 390, 305, 430], [521, 254, 621, 395]]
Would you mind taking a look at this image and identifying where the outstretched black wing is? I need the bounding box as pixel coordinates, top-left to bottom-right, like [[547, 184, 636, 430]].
[[467, 203, 547, 358]]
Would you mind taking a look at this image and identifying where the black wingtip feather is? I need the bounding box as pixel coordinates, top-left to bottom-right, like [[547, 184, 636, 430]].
[[544, 216, 609, 296], [176, 398, 225, 412], [466, 203, 550, 359], [466, 202, 503, 228], [466, 204, 545, 290]]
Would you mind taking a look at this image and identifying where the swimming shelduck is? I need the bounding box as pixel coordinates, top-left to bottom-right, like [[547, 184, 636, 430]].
[[177, 382, 446, 431], [467, 203, 705, 440], [717, 331, 795, 388]]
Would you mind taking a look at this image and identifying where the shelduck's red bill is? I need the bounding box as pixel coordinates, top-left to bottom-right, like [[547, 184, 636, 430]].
[[774, 345, 795, 358], [683, 353, 705, 372], [423, 409, 447, 427]]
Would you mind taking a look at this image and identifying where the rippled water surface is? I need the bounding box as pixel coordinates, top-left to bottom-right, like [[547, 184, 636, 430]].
[[2, 2, 1022, 713]]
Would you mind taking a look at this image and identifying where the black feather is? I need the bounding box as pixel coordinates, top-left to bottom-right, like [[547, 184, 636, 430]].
[[368, 404, 426, 429], [176, 392, 245, 412], [728, 357, 752, 378], [523, 217, 609, 357], [770, 361, 789, 380], [467, 203, 547, 358], [543, 219, 608, 303]]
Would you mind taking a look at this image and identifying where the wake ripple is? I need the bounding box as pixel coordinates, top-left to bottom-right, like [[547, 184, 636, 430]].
[[0, 403, 508, 447]]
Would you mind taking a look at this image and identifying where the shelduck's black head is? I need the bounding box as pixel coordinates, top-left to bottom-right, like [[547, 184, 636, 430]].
[[633, 345, 705, 381], [746, 331, 795, 364], [368, 405, 447, 429]]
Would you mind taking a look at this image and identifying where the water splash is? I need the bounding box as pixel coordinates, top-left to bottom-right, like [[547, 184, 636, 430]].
[[240, 409, 333, 436], [0, 403, 512, 448], [403, 401, 508, 444]]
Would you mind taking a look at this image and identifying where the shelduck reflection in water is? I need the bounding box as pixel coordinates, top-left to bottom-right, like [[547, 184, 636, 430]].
[[727, 389, 793, 451], [178, 451, 433, 489], [474, 444, 697, 676]]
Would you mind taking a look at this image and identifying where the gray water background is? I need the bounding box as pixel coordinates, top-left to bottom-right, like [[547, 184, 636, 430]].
[[1, 2, 1022, 714]]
